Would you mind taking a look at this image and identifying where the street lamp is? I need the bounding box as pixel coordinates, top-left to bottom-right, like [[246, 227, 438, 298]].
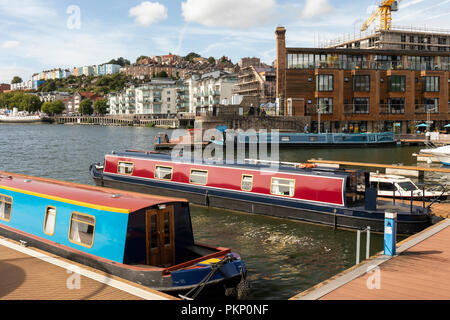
[[317, 103, 327, 134]]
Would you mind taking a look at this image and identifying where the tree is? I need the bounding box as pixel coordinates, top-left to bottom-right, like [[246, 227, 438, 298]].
[[50, 100, 65, 115], [184, 52, 201, 62], [156, 71, 168, 78], [93, 98, 108, 115], [108, 57, 130, 67], [11, 76, 23, 84], [208, 57, 216, 64], [41, 100, 65, 115], [79, 99, 93, 115]]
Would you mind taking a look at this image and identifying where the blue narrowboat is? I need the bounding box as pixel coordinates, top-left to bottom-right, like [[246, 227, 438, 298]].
[[236, 132, 396, 147], [0, 172, 247, 299]]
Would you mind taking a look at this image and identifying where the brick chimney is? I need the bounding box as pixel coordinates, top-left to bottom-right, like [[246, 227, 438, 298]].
[[275, 26, 286, 115]]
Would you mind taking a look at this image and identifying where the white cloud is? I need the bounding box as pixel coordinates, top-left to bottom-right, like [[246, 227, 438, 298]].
[[0, 0, 58, 22], [1, 40, 20, 49], [181, 0, 277, 29], [129, 1, 168, 26], [300, 0, 334, 19]]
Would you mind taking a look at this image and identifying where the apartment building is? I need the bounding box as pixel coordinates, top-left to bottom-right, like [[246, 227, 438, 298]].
[[108, 80, 189, 115], [275, 26, 450, 133], [187, 71, 239, 114], [325, 26, 450, 52], [233, 66, 276, 104]]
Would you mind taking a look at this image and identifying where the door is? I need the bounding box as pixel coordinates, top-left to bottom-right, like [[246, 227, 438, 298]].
[[145, 206, 175, 267]]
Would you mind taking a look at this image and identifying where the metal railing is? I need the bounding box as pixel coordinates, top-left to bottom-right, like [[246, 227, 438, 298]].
[[356, 227, 371, 265]]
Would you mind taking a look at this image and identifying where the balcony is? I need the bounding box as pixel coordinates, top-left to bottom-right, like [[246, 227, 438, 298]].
[[343, 105, 370, 115], [415, 105, 440, 114], [379, 105, 405, 115]]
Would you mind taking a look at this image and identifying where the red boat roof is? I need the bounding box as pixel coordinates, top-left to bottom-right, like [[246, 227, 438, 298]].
[[0, 171, 188, 214]]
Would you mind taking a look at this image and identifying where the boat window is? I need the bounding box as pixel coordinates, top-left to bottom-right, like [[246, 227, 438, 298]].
[[241, 175, 253, 191], [378, 182, 397, 192], [190, 170, 208, 185], [0, 195, 12, 222], [69, 213, 95, 248], [43, 206, 57, 236], [271, 178, 295, 197], [118, 162, 134, 175], [397, 181, 418, 192], [155, 166, 173, 180]]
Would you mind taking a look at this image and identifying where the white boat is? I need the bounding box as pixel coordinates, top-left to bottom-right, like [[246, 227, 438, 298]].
[[423, 145, 450, 166], [0, 109, 47, 123], [369, 173, 447, 201]]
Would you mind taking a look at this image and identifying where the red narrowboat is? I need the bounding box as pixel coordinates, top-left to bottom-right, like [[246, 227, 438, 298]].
[[91, 151, 433, 235]]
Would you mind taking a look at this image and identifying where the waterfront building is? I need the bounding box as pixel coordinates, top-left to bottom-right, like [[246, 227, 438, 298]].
[[233, 66, 276, 104], [275, 26, 450, 133], [97, 64, 121, 76], [66, 92, 103, 114], [108, 80, 189, 115], [188, 71, 239, 114], [36, 91, 72, 103], [324, 26, 450, 52]]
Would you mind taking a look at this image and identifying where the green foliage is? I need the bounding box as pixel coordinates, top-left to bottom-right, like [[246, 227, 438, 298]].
[[11, 76, 23, 84], [41, 100, 65, 115], [156, 71, 168, 78], [0, 92, 42, 112], [184, 52, 201, 62], [136, 55, 150, 64], [107, 57, 130, 67], [79, 99, 93, 115], [35, 73, 131, 96], [93, 98, 108, 115]]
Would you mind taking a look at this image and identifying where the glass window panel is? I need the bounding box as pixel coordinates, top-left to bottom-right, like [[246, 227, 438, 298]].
[[241, 175, 253, 191], [69, 213, 95, 247], [118, 162, 133, 175], [44, 207, 56, 235], [0, 195, 12, 221], [190, 170, 208, 185], [271, 178, 295, 197], [155, 166, 173, 180]]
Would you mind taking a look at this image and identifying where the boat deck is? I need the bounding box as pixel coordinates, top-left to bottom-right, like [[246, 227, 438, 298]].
[[0, 236, 176, 300], [291, 219, 450, 300]]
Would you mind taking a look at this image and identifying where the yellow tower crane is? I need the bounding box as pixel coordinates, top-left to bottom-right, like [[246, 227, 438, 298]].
[[361, 0, 404, 32]]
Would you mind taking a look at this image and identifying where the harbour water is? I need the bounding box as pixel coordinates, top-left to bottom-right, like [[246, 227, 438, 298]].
[[1, 124, 446, 300]]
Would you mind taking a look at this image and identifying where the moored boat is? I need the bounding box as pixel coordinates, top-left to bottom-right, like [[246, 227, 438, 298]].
[[369, 173, 448, 201], [90, 151, 433, 235], [0, 171, 248, 300], [236, 132, 396, 148]]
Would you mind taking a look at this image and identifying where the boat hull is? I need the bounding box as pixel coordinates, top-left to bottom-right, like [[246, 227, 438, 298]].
[[92, 174, 431, 235], [0, 223, 246, 299]]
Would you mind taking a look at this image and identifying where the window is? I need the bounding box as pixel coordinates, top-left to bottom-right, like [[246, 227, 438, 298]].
[[389, 98, 405, 114], [271, 178, 295, 197], [316, 75, 334, 91], [423, 98, 439, 113], [0, 195, 12, 222], [353, 98, 370, 114], [317, 98, 333, 114], [389, 75, 406, 92], [155, 166, 173, 180], [241, 175, 253, 191], [378, 182, 397, 192], [353, 75, 370, 92], [69, 213, 95, 247], [189, 169, 208, 185], [118, 162, 134, 175], [44, 206, 56, 236], [423, 76, 440, 92]]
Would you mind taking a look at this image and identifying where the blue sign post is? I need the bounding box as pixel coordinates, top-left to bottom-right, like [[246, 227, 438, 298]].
[[384, 211, 397, 256]]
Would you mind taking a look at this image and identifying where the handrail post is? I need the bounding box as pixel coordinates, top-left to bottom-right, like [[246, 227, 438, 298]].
[[356, 230, 361, 265], [366, 227, 371, 260], [410, 190, 413, 213]]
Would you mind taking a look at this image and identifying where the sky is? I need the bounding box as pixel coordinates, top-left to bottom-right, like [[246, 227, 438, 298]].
[[1, 0, 450, 83]]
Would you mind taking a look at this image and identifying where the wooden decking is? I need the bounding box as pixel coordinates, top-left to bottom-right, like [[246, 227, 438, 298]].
[[0, 236, 176, 300], [291, 219, 450, 300]]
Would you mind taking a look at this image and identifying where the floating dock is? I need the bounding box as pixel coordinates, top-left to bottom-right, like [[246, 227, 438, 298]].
[[291, 219, 450, 300], [0, 236, 176, 300]]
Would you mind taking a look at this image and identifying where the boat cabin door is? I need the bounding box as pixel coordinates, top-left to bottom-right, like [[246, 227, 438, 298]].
[[145, 206, 175, 267]]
